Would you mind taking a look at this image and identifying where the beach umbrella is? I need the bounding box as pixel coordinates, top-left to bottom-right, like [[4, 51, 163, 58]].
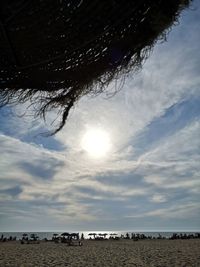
[[71, 233, 78, 236], [98, 233, 104, 238], [61, 233, 70, 241], [22, 233, 28, 240], [110, 233, 118, 239], [61, 232, 70, 236], [53, 233, 59, 239], [61, 233, 69, 238], [30, 233, 39, 240], [0, 1, 191, 134], [88, 233, 97, 239], [53, 233, 59, 236], [71, 233, 79, 239]]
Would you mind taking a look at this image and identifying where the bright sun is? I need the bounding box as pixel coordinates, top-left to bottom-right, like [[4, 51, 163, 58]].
[[81, 128, 111, 158]]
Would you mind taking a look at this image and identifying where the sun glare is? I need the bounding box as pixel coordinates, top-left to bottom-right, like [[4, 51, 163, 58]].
[[81, 128, 111, 158]]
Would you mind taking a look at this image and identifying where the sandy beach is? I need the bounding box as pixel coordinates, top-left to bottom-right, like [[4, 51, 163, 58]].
[[0, 239, 200, 267]]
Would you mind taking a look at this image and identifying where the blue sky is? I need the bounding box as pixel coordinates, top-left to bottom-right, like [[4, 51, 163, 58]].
[[0, 1, 200, 232]]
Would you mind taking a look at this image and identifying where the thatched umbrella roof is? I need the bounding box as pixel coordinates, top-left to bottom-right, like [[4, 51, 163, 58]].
[[30, 233, 38, 239], [53, 233, 59, 236], [61, 232, 70, 236], [22, 233, 28, 237], [0, 0, 191, 134], [88, 233, 97, 238]]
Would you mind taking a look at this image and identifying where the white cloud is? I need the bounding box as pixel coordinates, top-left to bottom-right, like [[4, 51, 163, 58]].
[[126, 202, 200, 220], [151, 194, 167, 203], [145, 202, 200, 219]]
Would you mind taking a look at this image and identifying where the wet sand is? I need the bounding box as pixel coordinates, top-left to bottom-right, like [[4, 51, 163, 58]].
[[0, 239, 200, 267]]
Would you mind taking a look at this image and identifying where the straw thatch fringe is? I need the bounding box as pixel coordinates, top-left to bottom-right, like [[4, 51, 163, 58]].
[[0, 0, 191, 134]]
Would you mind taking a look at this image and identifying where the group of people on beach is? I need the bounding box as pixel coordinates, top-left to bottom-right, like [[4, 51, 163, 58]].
[[1, 232, 200, 243], [119, 232, 200, 240], [0, 234, 16, 242]]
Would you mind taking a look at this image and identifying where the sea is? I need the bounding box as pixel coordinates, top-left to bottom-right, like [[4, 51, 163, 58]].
[[0, 231, 198, 240]]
